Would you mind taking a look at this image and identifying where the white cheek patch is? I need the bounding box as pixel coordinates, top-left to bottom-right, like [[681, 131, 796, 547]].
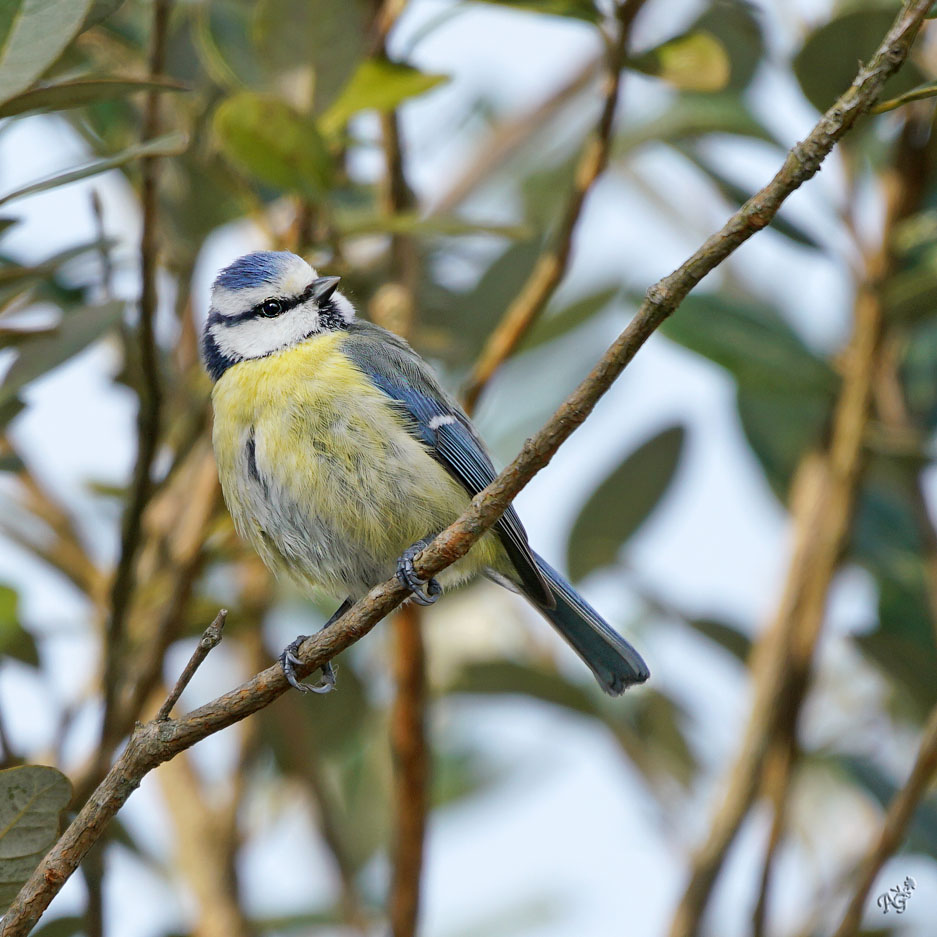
[[332, 292, 356, 324], [211, 302, 321, 361]]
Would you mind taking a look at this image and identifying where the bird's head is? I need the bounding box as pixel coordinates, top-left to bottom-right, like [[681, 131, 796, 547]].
[[201, 251, 355, 380]]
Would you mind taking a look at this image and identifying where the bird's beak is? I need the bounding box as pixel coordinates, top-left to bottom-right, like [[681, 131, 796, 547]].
[[310, 275, 341, 303]]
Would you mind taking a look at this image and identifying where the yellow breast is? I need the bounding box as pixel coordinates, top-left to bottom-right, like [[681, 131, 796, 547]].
[[210, 332, 501, 597]]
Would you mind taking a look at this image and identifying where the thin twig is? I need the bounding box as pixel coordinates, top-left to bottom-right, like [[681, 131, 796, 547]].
[[156, 610, 227, 721], [101, 0, 171, 746], [830, 701, 937, 937], [0, 7, 928, 933], [461, 0, 649, 412]]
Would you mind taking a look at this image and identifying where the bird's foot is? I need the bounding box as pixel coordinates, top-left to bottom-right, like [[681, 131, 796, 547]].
[[279, 635, 337, 694], [396, 538, 442, 606]]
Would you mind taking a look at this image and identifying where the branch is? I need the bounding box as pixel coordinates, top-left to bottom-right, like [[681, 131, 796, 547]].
[[372, 46, 430, 935], [0, 5, 928, 933], [100, 0, 171, 744], [156, 610, 227, 721], [461, 0, 648, 412], [831, 700, 937, 937]]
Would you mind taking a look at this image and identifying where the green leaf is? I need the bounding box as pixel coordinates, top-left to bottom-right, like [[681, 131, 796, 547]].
[[567, 425, 685, 581], [213, 93, 331, 198], [616, 93, 777, 157], [659, 293, 837, 395], [900, 318, 937, 429], [30, 916, 85, 937], [686, 617, 751, 662], [677, 146, 822, 249], [838, 756, 937, 855], [450, 662, 697, 787], [0, 0, 94, 106], [336, 210, 528, 240], [0, 765, 72, 913], [0, 76, 187, 119], [471, 0, 600, 24], [518, 287, 619, 352], [690, 0, 764, 91], [793, 8, 924, 114], [0, 132, 188, 207], [629, 31, 730, 92], [736, 388, 831, 499], [0, 301, 123, 407], [253, 0, 370, 112], [0, 584, 38, 667], [320, 60, 448, 136]]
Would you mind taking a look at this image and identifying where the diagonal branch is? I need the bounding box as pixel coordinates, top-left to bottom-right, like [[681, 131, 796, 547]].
[[0, 4, 929, 933], [831, 700, 937, 937], [461, 0, 649, 412]]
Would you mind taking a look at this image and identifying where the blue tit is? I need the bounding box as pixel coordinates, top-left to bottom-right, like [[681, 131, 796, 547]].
[[202, 251, 649, 695]]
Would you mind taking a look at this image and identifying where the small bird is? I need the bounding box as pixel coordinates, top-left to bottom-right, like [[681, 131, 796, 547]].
[[202, 251, 649, 695]]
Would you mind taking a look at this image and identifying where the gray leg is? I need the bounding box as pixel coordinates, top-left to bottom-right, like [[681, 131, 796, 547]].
[[396, 537, 442, 606], [279, 598, 352, 694]]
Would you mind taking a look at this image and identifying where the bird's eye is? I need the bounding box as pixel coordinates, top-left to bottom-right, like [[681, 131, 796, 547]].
[[259, 299, 284, 318]]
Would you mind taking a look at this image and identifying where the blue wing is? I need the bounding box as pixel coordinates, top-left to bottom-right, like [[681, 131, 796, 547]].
[[342, 322, 553, 607]]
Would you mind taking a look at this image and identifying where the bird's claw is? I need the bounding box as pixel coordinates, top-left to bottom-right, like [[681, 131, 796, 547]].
[[280, 635, 337, 694], [396, 542, 441, 605]]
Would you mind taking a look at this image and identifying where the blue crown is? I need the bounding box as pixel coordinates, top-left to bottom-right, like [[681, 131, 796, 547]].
[[214, 251, 295, 291]]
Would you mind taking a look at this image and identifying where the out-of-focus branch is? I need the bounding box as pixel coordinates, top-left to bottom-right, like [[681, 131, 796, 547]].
[[831, 701, 937, 937], [745, 113, 935, 937], [0, 7, 929, 932], [388, 604, 428, 937], [101, 0, 172, 745], [461, 0, 648, 412], [371, 34, 429, 932]]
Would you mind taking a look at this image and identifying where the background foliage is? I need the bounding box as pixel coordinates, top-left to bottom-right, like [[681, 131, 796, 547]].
[[1, 0, 936, 935]]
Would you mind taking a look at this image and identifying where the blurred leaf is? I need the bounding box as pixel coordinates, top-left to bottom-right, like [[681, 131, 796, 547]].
[[838, 755, 937, 855], [320, 60, 448, 135], [450, 662, 697, 787], [254, 0, 370, 112], [686, 616, 751, 662], [194, 0, 267, 88], [431, 743, 497, 807], [629, 31, 730, 92], [882, 250, 937, 322], [691, 0, 764, 91], [0, 301, 123, 407], [82, 0, 124, 29], [0, 0, 93, 106], [793, 8, 924, 113], [423, 239, 543, 365], [617, 94, 777, 157], [518, 287, 618, 351], [567, 425, 685, 582], [337, 210, 529, 240], [30, 917, 84, 937], [247, 909, 342, 933], [900, 318, 937, 429], [0, 76, 187, 118], [678, 147, 822, 249], [472, 0, 600, 24], [0, 584, 38, 667], [737, 388, 831, 499], [213, 93, 331, 199], [0, 765, 72, 913], [0, 132, 188, 207], [660, 293, 837, 394], [0, 397, 24, 429]]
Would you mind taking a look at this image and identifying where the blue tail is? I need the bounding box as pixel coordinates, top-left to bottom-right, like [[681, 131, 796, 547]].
[[532, 553, 649, 695]]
